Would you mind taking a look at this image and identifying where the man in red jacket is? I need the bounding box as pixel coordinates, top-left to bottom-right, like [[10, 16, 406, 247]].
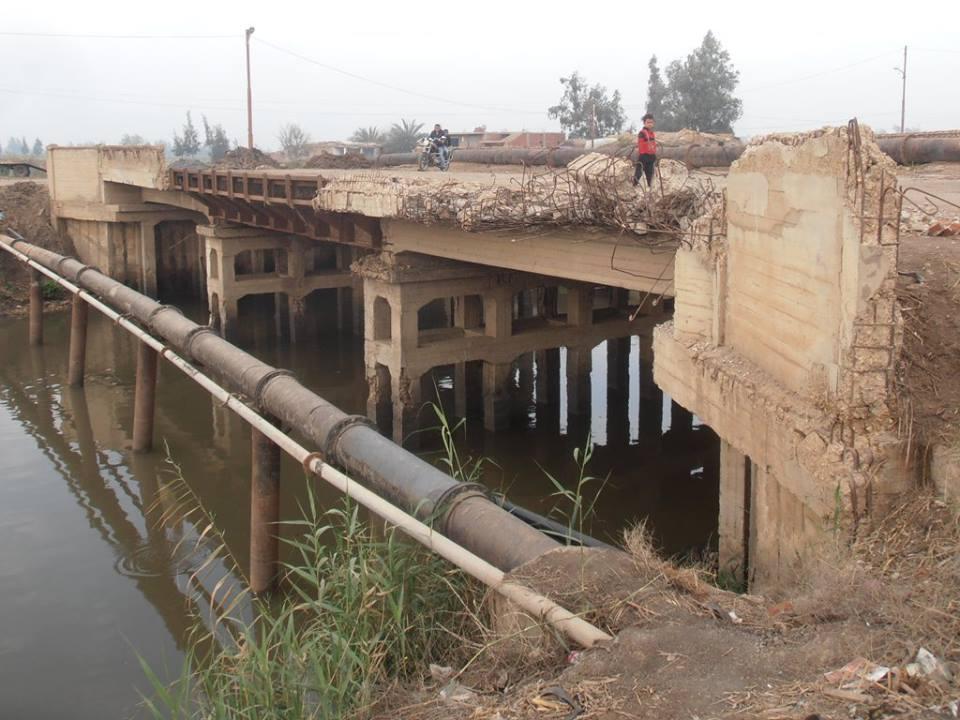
[[633, 113, 657, 188]]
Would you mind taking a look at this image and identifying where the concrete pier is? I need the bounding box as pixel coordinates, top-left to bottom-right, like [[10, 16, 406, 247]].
[[199, 224, 358, 341]]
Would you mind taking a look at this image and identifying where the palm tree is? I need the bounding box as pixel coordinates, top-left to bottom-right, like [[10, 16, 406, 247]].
[[350, 126, 385, 144], [383, 119, 424, 154]]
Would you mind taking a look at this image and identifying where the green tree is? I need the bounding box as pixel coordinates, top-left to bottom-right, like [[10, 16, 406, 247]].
[[278, 123, 311, 162], [350, 126, 385, 144], [172, 112, 201, 158], [660, 31, 742, 133], [547, 72, 626, 139], [383, 119, 424, 154], [645, 55, 669, 121], [31, 139, 44, 157], [202, 116, 231, 161], [120, 134, 147, 145]]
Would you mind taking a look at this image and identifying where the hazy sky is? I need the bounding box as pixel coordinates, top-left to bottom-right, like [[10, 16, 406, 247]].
[[2, 0, 958, 150]]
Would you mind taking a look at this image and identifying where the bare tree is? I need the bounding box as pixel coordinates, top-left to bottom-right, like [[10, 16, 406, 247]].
[[278, 123, 312, 162]]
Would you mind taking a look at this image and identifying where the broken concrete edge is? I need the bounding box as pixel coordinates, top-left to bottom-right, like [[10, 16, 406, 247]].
[[659, 125, 920, 590]]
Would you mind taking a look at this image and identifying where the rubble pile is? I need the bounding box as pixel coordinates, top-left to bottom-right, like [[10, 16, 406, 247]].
[[339, 153, 723, 241], [216, 147, 280, 170], [305, 152, 372, 170]]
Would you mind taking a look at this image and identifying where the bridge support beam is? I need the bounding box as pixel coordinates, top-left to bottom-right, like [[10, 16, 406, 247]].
[[68, 294, 89, 386], [250, 424, 281, 594], [199, 224, 357, 343], [132, 340, 158, 452], [29, 269, 43, 346]]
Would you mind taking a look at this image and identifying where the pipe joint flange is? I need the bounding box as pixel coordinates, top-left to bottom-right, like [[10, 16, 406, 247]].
[[73, 265, 96, 285], [430, 482, 490, 534], [181, 325, 215, 357], [253, 369, 294, 409], [146, 304, 182, 329], [323, 414, 378, 464], [55, 256, 73, 274]]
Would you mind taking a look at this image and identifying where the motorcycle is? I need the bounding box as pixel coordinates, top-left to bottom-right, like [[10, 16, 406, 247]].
[[417, 136, 451, 171]]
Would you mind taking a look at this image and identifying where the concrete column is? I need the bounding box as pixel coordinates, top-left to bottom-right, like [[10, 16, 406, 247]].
[[718, 441, 750, 586], [392, 371, 423, 447], [670, 400, 694, 435], [606, 338, 630, 446], [454, 362, 467, 418], [250, 425, 281, 594], [366, 364, 392, 432], [566, 285, 593, 327], [29, 269, 43, 346], [132, 340, 159, 453], [394, 304, 419, 354], [483, 288, 513, 338], [542, 286, 559, 319], [351, 279, 364, 337], [455, 294, 483, 330], [638, 354, 663, 436], [220, 297, 240, 341], [565, 346, 592, 420], [288, 294, 307, 343], [535, 348, 560, 406], [67, 294, 89, 387], [139, 221, 158, 298], [482, 362, 513, 432], [748, 461, 775, 591]]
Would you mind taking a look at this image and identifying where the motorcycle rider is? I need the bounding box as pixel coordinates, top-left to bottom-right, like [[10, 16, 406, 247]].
[[428, 123, 450, 168]]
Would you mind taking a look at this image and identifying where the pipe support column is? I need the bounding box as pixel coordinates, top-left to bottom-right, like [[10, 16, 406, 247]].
[[67, 294, 89, 386], [132, 340, 159, 452]]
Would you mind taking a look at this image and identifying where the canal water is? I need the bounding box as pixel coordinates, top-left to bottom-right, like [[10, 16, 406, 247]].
[[0, 304, 718, 719]]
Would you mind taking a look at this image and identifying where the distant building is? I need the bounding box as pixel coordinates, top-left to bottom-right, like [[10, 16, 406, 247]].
[[306, 141, 383, 160]]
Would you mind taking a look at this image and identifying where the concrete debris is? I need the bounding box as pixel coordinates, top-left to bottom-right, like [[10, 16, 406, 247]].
[[313, 154, 722, 241], [906, 648, 954, 686], [438, 681, 476, 703]]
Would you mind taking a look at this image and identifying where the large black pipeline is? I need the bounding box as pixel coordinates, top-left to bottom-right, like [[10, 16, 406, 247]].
[[377, 133, 960, 169], [7, 238, 558, 571]]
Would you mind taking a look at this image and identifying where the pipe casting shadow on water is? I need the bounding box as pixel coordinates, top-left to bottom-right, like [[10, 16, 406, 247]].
[[0, 235, 623, 647], [0, 233, 611, 648]]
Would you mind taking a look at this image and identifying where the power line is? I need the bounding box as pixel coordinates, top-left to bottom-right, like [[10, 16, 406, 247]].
[[741, 50, 899, 93], [0, 30, 235, 39], [253, 36, 542, 115]]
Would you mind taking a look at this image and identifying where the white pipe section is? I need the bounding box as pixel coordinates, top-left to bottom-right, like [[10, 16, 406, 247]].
[[0, 235, 612, 649]]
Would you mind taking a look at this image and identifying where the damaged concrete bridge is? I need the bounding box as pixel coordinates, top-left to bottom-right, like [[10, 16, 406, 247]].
[[42, 123, 924, 590]]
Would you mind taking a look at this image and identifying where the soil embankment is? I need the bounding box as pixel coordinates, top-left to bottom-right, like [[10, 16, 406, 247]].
[[0, 181, 71, 315], [372, 493, 959, 719]]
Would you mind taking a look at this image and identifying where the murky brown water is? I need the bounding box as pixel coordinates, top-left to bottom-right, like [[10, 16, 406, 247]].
[[0, 302, 717, 718]]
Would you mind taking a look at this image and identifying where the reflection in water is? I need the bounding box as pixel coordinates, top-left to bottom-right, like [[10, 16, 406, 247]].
[[0, 300, 718, 718]]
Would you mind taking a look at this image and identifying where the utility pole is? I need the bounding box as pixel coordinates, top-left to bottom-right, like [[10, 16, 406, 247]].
[[894, 45, 907, 133], [245, 27, 255, 149]]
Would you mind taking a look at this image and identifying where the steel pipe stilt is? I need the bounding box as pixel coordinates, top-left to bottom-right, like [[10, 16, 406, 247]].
[[29, 269, 43, 346], [132, 340, 158, 452], [250, 425, 281, 594], [67, 294, 89, 386]]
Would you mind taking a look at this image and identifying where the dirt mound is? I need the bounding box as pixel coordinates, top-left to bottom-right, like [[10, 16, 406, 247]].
[[0, 182, 65, 252], [216, 147, 279, 170], [305, 152, 372, 169], [0, 182, 70, 314], [370, 493, 960, 720], [896, 234, 960, 446]]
